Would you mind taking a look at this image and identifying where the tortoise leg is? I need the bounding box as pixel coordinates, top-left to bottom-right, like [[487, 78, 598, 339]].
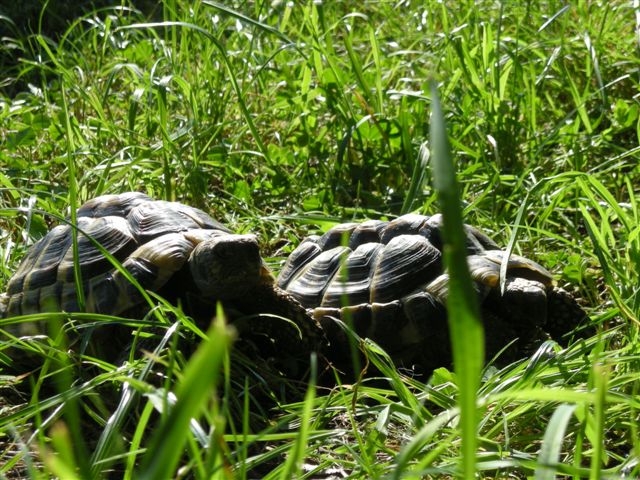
[[545, 287, 592, 342]]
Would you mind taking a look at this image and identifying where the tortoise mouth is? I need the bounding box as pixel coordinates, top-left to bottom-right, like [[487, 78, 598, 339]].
[[208, 266, 262, 299]]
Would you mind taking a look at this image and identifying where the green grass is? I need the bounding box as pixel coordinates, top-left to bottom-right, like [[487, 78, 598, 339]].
[[1, 0, 640, 478]]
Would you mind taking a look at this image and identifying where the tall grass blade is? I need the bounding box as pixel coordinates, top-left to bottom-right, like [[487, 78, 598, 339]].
[[401, 142, 430, 214], [429, 80, 484, 479], [589, 364, 608, 480], [43, 79, 92, 475]]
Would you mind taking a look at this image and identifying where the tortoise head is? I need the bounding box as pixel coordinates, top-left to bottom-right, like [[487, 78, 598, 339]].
[[189, 234, 273, 300]]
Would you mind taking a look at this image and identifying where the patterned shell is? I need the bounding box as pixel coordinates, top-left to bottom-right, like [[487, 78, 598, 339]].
[[277, 213, 554, 307], [3, 192, 231, 317], [277, 213, 578, 367]]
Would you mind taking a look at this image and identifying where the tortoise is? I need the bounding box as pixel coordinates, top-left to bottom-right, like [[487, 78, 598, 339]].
[[0, 192, 323, 369], [277, 213, 588, 372]]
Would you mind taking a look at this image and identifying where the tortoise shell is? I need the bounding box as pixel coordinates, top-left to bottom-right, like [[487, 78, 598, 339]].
[[1, 192, 270, 319], [277, 214, 586, 370]]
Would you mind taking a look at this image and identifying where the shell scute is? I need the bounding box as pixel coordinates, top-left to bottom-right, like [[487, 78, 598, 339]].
[[9, 224, 73, 295], [129, 232, 194, 273], [420, 214, 495, 254], [370, 235, 441, 303], [321, 242, 382, 308], [277, 239, 322, 289], [286, 246, 351, 307], [168, 203, 229, 232], [6, 292, 25, 316], [77, 192, 151, 218], [348, 220, 386, 248], [467, 255, 501, 287], [316, 223, 359, 250], [483, 250, 553, 286], [34, 282, 63, 314], [85, 273, 120, 314], [400, 291, 445, 326], [127, 201, 201, 240], [59, 281, 82, 312], [379, 214, 429, 244], [368, 301, 404, 345], [57, 216, 137, 283]]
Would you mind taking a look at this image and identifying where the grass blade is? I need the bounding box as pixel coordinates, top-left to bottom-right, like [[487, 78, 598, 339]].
[[429, 80, 484, 479], [589, 364, 608, 480], [535, 403, 576, 479], [402, 142, 430, 214]]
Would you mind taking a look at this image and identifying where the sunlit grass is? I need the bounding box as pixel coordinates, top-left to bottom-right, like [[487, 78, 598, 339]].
[[1, 0, 639, 478]]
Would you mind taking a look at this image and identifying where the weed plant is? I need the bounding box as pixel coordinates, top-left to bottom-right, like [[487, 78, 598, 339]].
[[1, 1, 639, 478]]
